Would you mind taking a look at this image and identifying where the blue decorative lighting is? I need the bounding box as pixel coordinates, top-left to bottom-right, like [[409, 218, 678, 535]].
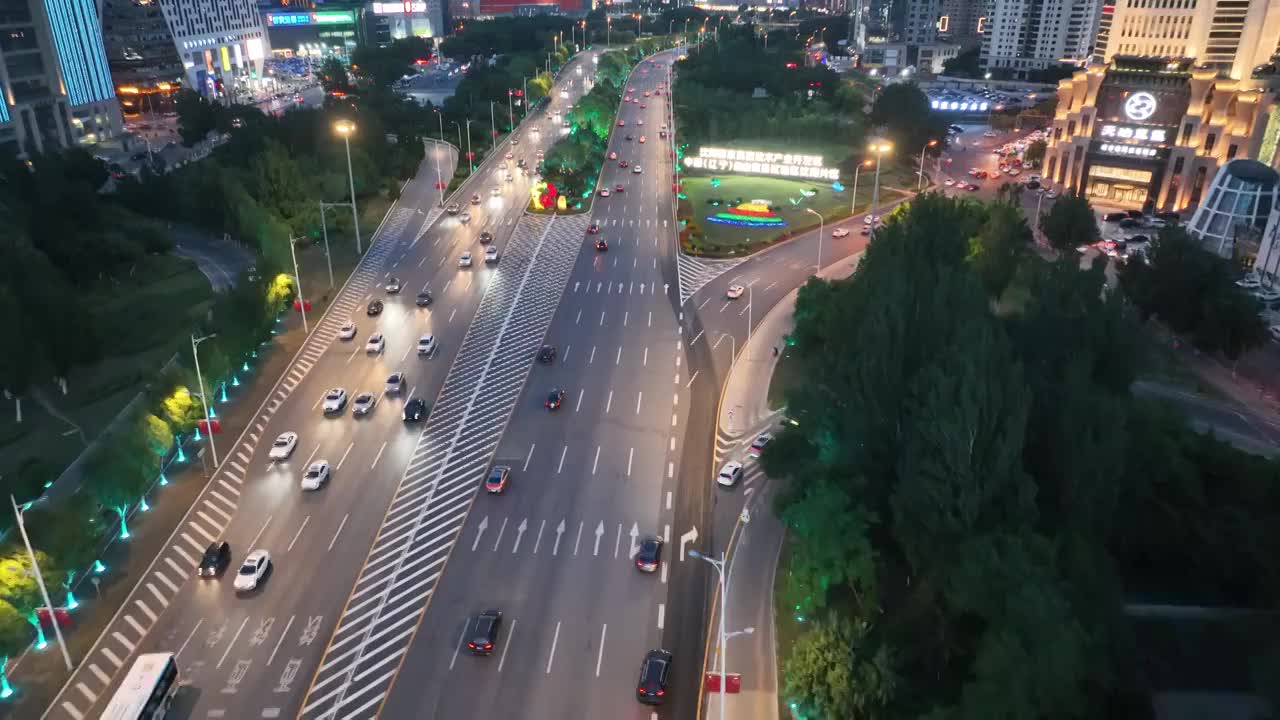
[[42, 0, 115, 106]]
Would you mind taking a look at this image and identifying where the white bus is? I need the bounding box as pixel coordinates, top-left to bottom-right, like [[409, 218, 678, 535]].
[[100, 652, 179, 720]]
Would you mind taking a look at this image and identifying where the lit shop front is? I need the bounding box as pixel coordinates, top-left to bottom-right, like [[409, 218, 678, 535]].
[[1043, 56, 1278, 213]]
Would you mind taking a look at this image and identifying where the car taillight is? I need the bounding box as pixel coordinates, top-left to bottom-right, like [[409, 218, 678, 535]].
[[657, 689, 665, 696], [638, 686, 646, 694], [468, 642, 476, 649], [484, 643, 493, 649]]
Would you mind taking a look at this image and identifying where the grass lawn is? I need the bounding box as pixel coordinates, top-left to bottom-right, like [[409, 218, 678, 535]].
[[0, 254, 215, 490], [678, 163, 917, 257]]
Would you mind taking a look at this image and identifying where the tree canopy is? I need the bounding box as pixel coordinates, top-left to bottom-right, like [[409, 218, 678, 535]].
[[767, 192, 1280, 716], [868, 83, 950, 161]]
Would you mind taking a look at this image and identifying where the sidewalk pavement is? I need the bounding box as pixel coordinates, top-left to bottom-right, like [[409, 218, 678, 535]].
[[702, 253, 863, 720]]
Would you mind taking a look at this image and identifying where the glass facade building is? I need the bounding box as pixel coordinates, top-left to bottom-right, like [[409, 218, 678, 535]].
[[1189, 159, 1280, 256]]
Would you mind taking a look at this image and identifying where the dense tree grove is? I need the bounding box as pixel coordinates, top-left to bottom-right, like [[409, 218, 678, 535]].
[[868, 83, 950, 163], [539, 51, 638, 200], [766, 193, 1280, 717]]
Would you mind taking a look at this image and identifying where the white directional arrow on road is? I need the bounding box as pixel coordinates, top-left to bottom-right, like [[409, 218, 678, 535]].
[[680, 526, 699, 561], [553, 519, 566, 556], [512, 518, 528, 554], [472, 516, 489, 551], [593, 521, 605, 556], [629, 523, 640, 558]]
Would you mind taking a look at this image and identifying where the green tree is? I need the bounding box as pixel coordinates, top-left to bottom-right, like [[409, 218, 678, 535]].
[[175, 90, 222, 146], [784, 612, 897, 719], [139, 413, 175, 458], [1025, 139, 1048, 166], [23, 492, 102, 582], [868, 83, 949, 159], [84, 434, 156, 538], [775, 478, 877, 615], [351, 36, 433, 87], [1038, 191, 1099, 251], [318, 57, 352, 95], [968, 201, 1029, 298], [0, 599, 32, 695], [1119, 225, 1268, 358]]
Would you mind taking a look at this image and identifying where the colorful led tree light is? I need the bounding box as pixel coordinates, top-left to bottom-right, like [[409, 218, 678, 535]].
[[706, 202, 788, 227]]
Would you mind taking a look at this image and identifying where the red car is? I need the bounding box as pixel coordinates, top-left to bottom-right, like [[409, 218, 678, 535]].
[[615, 184, 624, 192], [587, 224, 600, 234], [620, 160, 630, 168]]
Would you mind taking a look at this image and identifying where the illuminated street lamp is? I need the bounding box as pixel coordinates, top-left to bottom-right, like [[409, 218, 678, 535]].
[[869, 141, 893, 234], [852, 158, 872, 215], [805, 207, 824, 274], [289, 236, 309, 334], [918, 139, 938, 191], [8, 498, 73, 673], [190, 333, 219, 467], [333, 120, 362, 254], [690, 506, 752, 720]]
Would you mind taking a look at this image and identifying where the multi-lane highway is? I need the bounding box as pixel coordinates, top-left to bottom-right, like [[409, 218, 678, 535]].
[[44, 52, 599, 720]]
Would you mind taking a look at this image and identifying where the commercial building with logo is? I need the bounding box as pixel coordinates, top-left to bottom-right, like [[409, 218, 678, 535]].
[[157, 0, 269, 100], [263, 7, 363, 55], [1042, 56, 1279, 212], [0, 0, 122, 156]]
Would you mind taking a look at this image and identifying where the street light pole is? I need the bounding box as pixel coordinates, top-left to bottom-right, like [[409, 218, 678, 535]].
[[805, 207, 824, 274], [917, 139, 938, 192], [334, 121, 362, 254], [10, 496, 73, 672], [190, 333, 219, 467], [869, 141, 892, 234], [689, 510, 751, 720], [316, 201, 335, 287], [852, 159, 870, 215], [288, 237, 309, 334], [490, 101, 497, 153], [465, 119, 474, 173]]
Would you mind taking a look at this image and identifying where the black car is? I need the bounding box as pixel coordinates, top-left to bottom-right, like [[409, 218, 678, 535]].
[[479, 231, 494, 244], [415, 291, 433, 307], [1127, 209, 1145, 219], [625, 134, 634, 141], [635, 537, 662, 573], [537, 345, 557, 364], [198, 541, 231, 578], [636, 649, 672, 704], [367, 299, 384, 316], [1103, 212, 1128, 222], [1124, 234, 1150, 244], [403, 397, 427, 422], [1118, 217, 1143, 229], [545, 389, 565, 410], [466, 609, 503, 655], [1155, 211, 1181, 223]]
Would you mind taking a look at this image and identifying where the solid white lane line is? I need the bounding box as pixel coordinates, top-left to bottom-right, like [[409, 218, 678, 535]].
[[575, 388, 584, 412], [218, 617, 250, 669], [558, 445, 567, 473], [176, 618, 204, 659], [523, 443, 536, 471], [595, 624, 608, 677], [615, 346, 622, 365], [267, 615, 295, 666], [589, 346, 596, 364], [686, 370, 699, 387], [370, 441, 387, 469], [336, 441, 355, 470], [592, 446, 601, 475], [627, 448, 634, 477], [303, 444, 321, 469], [328, 513, 349, 551], [449, 624, 467, 670], [606, 391, 613, 413], [248, 515, 272, 550], [636, 391, 643, 415], [667, 491, 673, 510], [498, 618, 517, 672], [657, 603, 665, 630], [643, 347, 648, 366], [288, 516, 310, 552], [545, 621, 561, 674]]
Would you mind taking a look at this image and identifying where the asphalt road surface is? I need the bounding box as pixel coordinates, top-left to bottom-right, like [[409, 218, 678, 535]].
[[44, 53, 598, 720]]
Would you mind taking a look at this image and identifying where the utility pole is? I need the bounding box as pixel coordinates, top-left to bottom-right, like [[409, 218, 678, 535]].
[[190, 333, 219, 467], [10, 496, 73, 672]]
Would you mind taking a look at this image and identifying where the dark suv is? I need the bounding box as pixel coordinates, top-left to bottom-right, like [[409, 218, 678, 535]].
[[467, 609, 503, 655], [636, 649, 672, 704], [403, 397, 427, 422], [537, 345, 557, 364], [198, 541, 231, 578]]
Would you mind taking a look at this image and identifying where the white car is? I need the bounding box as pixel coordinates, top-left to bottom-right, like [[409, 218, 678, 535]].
[[385, 277, 403, 294], [632, 165, 642, 174], [338, 321, 357, 341], [484, 246, 499, 264], [322, 388, 347, 414], [385, 372, 405, 394], [459, 251, 474, 268], [599, 188, 611, 198], [352, 392, 376, 416], [831, 228, 850, 238], [268, 432, 298, 461], [944, 179, 955, 186], [365, 333, 385, 354], [863, 214, 879, 225], [490, 186, 501, 197], [505, 152, 514, 159], [459, 212, 472, 224], [233, 550, 271, 592], [748, 432, 773, 457], [301, 461, 331, 491], [716, 461, 744, 487], [418, 334, 437, 356], [725, 284, 745, 300]]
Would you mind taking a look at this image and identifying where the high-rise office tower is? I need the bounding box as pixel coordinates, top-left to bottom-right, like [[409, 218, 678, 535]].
[[939, 0, 987, 45], [1092, 0, 1280, 81], [905, 0, 943, 44], [980, 0, 1103, 76], [101, 0, 185, 116], [155, 0, 269, 100], [0, 0, 122, 156]]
